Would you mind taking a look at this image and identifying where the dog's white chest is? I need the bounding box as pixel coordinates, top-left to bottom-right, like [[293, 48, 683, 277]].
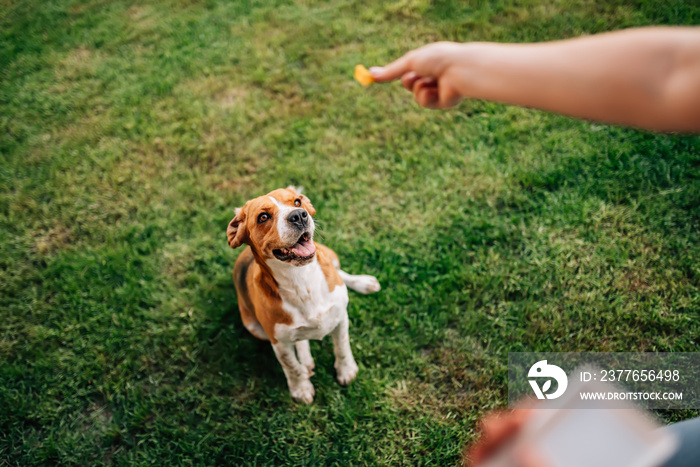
[[275, 291, 348, 342], [268, 259, 349, 343]]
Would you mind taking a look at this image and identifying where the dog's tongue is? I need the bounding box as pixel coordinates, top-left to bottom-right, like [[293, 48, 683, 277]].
[[290, 238, 315, 257]]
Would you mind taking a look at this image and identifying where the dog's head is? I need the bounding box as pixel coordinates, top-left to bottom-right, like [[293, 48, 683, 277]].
[[227, 186, 317, 266]]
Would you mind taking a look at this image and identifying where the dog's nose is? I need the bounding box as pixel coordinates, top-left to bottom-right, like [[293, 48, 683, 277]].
[[287, 209, 308, 229]]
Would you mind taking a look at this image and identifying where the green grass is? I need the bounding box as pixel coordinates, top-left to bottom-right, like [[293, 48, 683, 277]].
[[2, 0, 699, 464]]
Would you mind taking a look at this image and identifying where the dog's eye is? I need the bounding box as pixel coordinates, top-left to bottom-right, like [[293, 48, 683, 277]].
[[294, 199, 301, 207], [257, 213, 270, 223]]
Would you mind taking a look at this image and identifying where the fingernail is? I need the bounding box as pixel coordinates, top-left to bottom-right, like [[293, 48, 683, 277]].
[[369, 67, 383, 77]]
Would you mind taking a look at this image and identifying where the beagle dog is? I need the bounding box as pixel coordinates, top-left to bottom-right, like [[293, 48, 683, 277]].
[[227, 186, 380, 403]]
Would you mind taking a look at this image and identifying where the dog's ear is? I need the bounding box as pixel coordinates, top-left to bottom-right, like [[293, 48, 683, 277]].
[[227, 205, 248, 249], [286, 185, 315, 216]]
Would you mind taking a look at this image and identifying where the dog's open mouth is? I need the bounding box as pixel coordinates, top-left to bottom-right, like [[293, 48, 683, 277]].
[[273, 232, 315, 262]]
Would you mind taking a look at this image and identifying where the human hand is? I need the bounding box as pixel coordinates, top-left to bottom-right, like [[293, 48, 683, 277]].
[[370, 42, 472, 109], [466, 408, 559, 467], [465, 407, 534, 466]]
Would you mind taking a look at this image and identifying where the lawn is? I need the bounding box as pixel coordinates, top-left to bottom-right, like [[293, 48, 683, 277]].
[[1, 0, 699, 464]]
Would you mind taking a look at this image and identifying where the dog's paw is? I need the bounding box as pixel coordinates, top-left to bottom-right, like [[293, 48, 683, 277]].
[[335, 359, 359, 386], [290, 380, 315, 404], [352, 275, 381, 294]]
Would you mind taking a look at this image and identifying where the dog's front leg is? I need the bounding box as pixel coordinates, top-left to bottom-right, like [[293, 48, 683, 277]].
[[295, 340, 315, 374], [331, 317, 359, 386], [272, 341, 315, 404]]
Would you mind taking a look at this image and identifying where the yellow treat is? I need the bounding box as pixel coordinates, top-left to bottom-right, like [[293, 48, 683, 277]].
[[354, 64, 375, 87]]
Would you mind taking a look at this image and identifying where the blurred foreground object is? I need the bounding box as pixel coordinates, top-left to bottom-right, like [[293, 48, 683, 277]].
[[468, 378, 679, 467]]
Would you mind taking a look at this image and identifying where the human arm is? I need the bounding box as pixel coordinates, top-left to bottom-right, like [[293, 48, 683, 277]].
[[371, 27, 700, 132]]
